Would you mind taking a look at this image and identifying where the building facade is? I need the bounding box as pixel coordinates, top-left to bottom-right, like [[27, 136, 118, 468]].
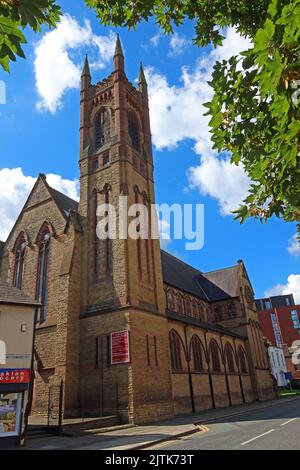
[[0, 37, 275, 424], [256, 294, 300, 384], [0, 282, 36, 447], [267, 345, 288, 388]]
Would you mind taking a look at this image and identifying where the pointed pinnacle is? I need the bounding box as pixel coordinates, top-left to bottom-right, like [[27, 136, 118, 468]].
[[138, 62, 147, 85], [114, 33, 124, 57], [82, 54, 90, 76]]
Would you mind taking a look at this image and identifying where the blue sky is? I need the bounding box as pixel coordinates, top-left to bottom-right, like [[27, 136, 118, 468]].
[[0, 0, 299, 301]]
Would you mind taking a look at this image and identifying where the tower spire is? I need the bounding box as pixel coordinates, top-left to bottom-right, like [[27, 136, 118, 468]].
[[139, 62, 146, 83], [138, 62, 147, 92], [114, 34, 124, 72], [82, 54, 91, 77]]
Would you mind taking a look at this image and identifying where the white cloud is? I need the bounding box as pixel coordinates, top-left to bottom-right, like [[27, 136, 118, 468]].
[[34, 14, 116, 113], [288, 234, 300, 257], [188, 157, 250, 216], [265, 274, 300, 305], [0, 168, 79, 241], [146, 28, 252, 215], [159, 218, 171, 249], [150, 32, 161, 47], [169, 33, 189, 57]]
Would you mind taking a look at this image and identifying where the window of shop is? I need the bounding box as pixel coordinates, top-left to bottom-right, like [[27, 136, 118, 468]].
[[0, 392, 22, 437]]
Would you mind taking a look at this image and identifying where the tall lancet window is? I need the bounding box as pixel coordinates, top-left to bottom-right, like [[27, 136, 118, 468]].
[[128, 111, 140, 152], [92, 190, 99, 277], [13, 233, 26, 289], [95, 108, 110, 149], [36, 225, 51, 322]]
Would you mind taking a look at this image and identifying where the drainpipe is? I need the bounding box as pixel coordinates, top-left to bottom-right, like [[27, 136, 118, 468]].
[[204, 331, 215, 408], [23, 304, 38, 442], [184, 325, 195, 413], [220, 335, 232, 406], [233, 338, 245, 403]]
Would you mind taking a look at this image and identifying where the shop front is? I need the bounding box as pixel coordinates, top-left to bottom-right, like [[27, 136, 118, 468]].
[[0, 282, 36, 448], [0, 369, 31, 447]]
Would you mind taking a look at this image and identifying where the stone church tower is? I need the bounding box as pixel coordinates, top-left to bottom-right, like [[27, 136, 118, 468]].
[[77, 36, 174, 422]]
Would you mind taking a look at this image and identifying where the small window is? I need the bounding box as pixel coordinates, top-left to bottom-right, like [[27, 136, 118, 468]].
[[265, 300, 272, 310], [167, 290, 175, 311], [92, 158, 99, 171], [291, 310, 300, 329], [176, 294, 184, 313], [103, 152, 109, 166], [227, 302, 234, 319]]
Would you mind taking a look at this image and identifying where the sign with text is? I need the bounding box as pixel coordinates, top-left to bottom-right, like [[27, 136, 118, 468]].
[[0, 369, 30, 384], [111, 330, 130, 365]]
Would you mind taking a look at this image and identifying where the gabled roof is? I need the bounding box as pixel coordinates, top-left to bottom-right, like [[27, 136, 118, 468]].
[[160, 250, 232, 302], [0, 281, 37, 306], [47, 186, 79, 217], [203, 266, 240, 298]]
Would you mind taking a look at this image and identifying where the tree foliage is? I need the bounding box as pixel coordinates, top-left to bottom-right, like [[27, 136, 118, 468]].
[[0, 0, 61, 71], [204, 0, 300, 235], [0, 0, 299, 236], [85, 0, 270, 47]]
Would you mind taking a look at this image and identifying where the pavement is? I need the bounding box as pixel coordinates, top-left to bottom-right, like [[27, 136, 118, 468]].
[[21, 396, 300, 450]]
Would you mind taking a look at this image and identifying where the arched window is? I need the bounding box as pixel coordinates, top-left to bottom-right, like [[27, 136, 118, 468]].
[[197, 303, 203, 321], [238, 346, 248, 373], [210, 340, 221, 372], [176, 293, 184, 313], [36, 225, 51, 322], [227, 302, 234, 319], [95, 108, 110, 149], [167, 290, 175, 311], [191, 336, 203, 371], [169, 331, 182, 371], [225, 343, 235, 373], [13, 233, 26, 289], [192, 301, 198, 318], [214, 306, 222, 322], [128, 111, 140, 152], [185, 297, 192, 315]]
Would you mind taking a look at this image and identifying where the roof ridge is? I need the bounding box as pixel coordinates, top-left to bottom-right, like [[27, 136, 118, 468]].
[[160, 249, 202, 274], [204, 265, 238, 275]]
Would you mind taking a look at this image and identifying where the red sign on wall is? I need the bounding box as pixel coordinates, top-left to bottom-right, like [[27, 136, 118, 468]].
[[111, 330, 130, 365], [0, 369, 31, 384]]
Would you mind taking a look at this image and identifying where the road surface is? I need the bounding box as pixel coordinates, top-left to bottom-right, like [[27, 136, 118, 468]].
[[148, 397, 300, 450]]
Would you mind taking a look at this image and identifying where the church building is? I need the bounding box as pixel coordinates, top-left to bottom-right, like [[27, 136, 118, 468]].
[[0, 37, 275, 424]]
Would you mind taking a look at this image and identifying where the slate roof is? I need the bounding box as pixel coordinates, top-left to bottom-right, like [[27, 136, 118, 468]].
[[203, 266, 240, 298], [47, 186, 79, 217], [160, 250, 233, 302], [0, 281, 37, 306]]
